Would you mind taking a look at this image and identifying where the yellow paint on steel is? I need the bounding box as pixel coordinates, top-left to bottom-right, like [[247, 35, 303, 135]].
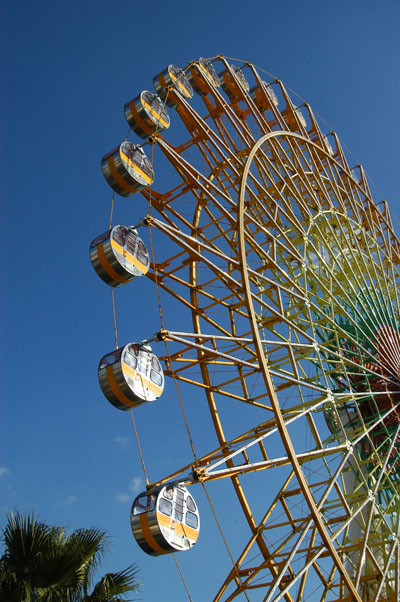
[[96, 242, 130, 284], [141, 98, 169, 129], [105, 365, 137, 408], [110, 238, 149, 273], [138, 513, 168, 555], [214, 471, 297, 601], [120, 151, 153, 184], [147, 77, 394, 599], [156, 512, 199, 541], [198, 61, 219, 88], [107, 156, 137, 193], [170, 70, 191, 96], [127, 102, 156, 139], [237, 130, 363, 602], [158, 73, 167, 88], [187, 200, 287, 602], [121, 361, 163, 396], [221, 72, 240, 97]]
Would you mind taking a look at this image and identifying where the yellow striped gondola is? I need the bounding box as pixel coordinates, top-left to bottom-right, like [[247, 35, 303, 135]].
[[90, 225, 149, 287], [131, 485, 200, 556], [187, 57, 220, 96], [98, 342, 164, 410], [153, 64, 193, 109], [124, 91, 170, 139], [219, 64, 249, 101], [101, 141, 154, 197]]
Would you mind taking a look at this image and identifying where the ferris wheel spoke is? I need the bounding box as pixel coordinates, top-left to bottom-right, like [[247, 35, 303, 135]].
[[150, 224, 333, 354], [221, 442, 364, 600], [333, 223, 395, 331], [357, 232, 400, 336], [245, 169, 309, 235], [158, 333, 330, 406], [241, 208, 304, 268], [150, 216, 242, 269], [215, 471, 301, 602], [202, 90, 257, 149], [370, 535, 399, 602], [201, 96, 255, 152], [354, 425, 400, 590], [370, 245, 400, 330], [301, 263, 391, 362], [201, 445, 350, 482], [275, 145, 325, 213], [175, 97, 236, 160], [155, 138, 238, 210]]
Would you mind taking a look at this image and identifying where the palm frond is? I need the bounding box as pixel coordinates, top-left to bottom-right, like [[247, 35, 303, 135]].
[[86, 564, 141, 601]]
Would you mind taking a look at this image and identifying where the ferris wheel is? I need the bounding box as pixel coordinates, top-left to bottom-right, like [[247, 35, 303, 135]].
[[91, 56, 400, 601]]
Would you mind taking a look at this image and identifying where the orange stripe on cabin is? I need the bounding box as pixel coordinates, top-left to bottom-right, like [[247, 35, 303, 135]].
[[110, 239, 149, 274], [107, 156, 138, 193], [141, 99, 169, 129], [120, 150, 153, 184], [97, 243, 130, 284], [129, 102, 154, 138], [170, 71, 190, 96], [198, 62, 219, 87], [121, 362, 163, 396], [105, 365, 138, 407], [156, 512, 199, 541], [139, 513, 169, 555]]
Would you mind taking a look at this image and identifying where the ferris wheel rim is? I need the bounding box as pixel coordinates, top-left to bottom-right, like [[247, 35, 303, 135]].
[[236, 129, 365, 602]]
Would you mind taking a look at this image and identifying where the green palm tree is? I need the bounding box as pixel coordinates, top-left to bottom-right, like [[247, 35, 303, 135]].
[[0, 512, 140, 602]]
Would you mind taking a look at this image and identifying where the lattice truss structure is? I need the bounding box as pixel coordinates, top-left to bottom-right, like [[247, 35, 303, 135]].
[[103, 56, 400, 601]]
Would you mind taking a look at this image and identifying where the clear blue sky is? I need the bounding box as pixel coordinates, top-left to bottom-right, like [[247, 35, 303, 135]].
[[2, 1, 400, 600]]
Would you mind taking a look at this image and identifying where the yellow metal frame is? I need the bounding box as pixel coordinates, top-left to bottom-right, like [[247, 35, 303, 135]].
[[131, 56, 400, 601]]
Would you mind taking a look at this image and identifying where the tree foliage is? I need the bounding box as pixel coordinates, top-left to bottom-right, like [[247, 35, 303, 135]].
[[0, 512, 140, 602]]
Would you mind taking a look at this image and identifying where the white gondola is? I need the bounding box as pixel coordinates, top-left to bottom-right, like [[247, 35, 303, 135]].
[[187, 57, 220, 96], [101, 141, 154, 197], [153, 64, 193, 108], [219, 64, 249, 101], [90, 225, 149, 287], [124, 91, 170, 139], [131, 484, 200, 556], [98, 342, 164, 410]]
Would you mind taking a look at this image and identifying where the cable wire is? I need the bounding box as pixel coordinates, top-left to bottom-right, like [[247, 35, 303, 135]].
[[173, 553, 194, 602], [130, 409, 149, 486]]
